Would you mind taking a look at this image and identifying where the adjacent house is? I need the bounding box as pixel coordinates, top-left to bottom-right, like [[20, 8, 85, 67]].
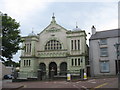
[[89, 26, 120, 77], [19, 15, 88, 79]]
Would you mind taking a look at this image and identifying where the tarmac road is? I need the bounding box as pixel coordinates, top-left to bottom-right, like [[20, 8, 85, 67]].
[[2, 77, 118, 90]]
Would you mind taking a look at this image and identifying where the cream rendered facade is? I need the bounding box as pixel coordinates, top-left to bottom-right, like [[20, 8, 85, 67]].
[[19, 16, 87, 79]]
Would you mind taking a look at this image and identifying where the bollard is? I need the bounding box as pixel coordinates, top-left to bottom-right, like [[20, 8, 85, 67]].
[[83, 72, 87, 80], [67, 73, 71, 81]]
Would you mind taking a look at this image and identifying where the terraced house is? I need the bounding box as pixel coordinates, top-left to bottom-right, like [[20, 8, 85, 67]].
[[89, 27, 120, 77], [19, 15, 88, 79]]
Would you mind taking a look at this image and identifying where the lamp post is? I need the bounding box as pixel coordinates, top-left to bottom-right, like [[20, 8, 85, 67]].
[[114, 43, 120, 89]]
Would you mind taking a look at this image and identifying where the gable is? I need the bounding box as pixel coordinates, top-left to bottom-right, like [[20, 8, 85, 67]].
[[39, 23, 68, 35]]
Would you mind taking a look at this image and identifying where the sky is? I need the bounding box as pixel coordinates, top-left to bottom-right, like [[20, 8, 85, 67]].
[[0, 0, 119, 62]]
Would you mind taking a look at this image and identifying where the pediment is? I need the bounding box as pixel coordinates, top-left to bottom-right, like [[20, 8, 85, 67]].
[[39, 23, 68, 35], [46, 26, 61, 32]]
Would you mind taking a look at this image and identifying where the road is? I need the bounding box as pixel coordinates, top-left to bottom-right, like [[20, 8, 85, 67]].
[[2, 77, 118, 90]]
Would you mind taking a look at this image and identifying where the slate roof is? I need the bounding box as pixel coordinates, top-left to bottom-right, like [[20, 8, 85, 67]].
[[90, 29, 120, 40]]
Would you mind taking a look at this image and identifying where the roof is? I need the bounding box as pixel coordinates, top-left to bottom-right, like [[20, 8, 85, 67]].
[[90, 29, 120, 40], [38, 15, 68, 35], [28, 31, 36, 36]]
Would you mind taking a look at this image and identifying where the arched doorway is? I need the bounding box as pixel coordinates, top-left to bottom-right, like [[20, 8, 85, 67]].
[[39, 63, 46, 76], [60, 62, 67, 75], [39, 63, 46, 71], [49, 62, 57, 77]]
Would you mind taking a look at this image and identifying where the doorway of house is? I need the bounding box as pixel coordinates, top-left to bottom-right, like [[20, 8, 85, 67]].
[[39, 63, 46, 80], [60, 62, 67, 75], [49, 62, 57, 78], [115, 60, 120, 75]]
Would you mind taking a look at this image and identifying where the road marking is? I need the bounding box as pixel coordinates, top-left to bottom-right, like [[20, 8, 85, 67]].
[[95, 83, 108, 88], [76, 81, 81, 83], [82, 85, 87, 88], [91, 82, 96, 83], [88, 79, 95, 82], [73, 84, 78, 88], [65, 82, 69, 84]]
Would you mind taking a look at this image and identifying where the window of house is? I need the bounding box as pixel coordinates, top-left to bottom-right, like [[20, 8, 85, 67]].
[[78, 58, 80, 66], [100, 61, 109, 73], [29, 60, 31, 66], [75, 58, 77, 66], [100, 39, 107, 45], [71, 59, 74, 66], [26, 60, 28, 66], [75, 40, 77, 50], [25, 44, 27, 52], [24, 60, 25, 66], [100, 47, 108, 56], [45, 40, 62, 50], [29, 43, 31, 52], [78, 40, 80, 50], [23, 60, 31, 66], [71, 40, 73, 50], [25, 43, 31, 53]]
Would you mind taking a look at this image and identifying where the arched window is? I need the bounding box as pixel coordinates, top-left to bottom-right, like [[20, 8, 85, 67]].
[[45, 40, 62, 50]]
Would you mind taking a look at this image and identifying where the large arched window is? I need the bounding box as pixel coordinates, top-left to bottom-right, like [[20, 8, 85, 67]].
[[45, 40, 62, 50]]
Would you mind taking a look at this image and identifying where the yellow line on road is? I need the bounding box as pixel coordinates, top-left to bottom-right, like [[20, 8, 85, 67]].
[[95, 83, 108, 88]]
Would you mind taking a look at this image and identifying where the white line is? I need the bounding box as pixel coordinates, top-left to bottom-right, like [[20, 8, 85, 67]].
[[88, 79, 95, 82], [82, 85, 87, 88], [65, 82, 69, 84], [76, 81, 81, 83], [73, 84, 78, 88], [91, 82, 96, 83]]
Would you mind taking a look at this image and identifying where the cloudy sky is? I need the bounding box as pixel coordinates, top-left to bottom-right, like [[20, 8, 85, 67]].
[[0, 0, 119, 62]]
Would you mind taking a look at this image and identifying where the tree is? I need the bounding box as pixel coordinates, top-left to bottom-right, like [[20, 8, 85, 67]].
[[3, 60, 20, 67], [1, 13, 22, 61]]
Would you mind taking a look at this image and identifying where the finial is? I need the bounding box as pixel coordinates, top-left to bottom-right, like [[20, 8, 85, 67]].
[[32, 27, 34, 33], [76, 22, 78, 28], [52, 12, 55, 18], [53, 13, 54, 16], [92, 25, 95, 29], [51, 12, 56, 24], [91, 25, 96, 35], [28, 28, 36, 36]]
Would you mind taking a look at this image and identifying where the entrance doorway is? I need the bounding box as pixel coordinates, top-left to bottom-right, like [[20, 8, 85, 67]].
[[60, 62, 67, 75], [39, 63, 46, 71], [39, 63, 46, 79], [115, 60, 120, 74], [49, 62, 57, 77], [86, 66, 91, 77]]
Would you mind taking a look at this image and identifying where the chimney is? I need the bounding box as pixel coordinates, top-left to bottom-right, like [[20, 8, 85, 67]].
[[91, 25, 96, 35]]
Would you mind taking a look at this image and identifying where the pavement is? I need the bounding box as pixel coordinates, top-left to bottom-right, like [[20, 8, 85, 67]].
[[1, 77, 119, 90], [2, 79, 24, 89]]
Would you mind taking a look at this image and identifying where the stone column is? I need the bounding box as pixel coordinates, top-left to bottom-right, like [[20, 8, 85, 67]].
[[57, 66, 60, 75], [67, 57, 70, 72], [46, 65, 49, 79]]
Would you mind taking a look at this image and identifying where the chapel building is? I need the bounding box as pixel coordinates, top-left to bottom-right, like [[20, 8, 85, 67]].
[[19, 15, 88, 79]]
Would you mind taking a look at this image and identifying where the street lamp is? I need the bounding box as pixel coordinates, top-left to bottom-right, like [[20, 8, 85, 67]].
[[114, 43, 120, 89]]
